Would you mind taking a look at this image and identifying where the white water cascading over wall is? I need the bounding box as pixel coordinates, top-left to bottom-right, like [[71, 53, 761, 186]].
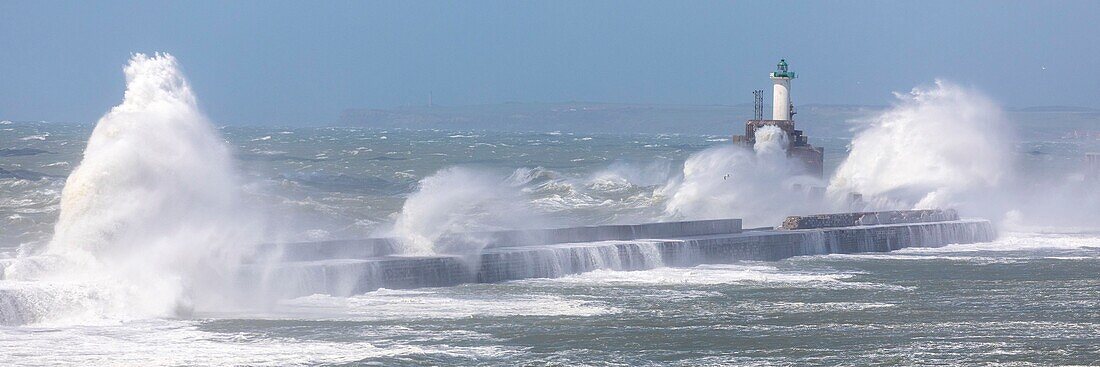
[[478, 241, 667, 281], [242, 217, 995, 298]]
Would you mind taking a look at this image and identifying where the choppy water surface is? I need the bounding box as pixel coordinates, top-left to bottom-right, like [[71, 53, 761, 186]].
[[0, 122, 861, 250], [2, 122, 1100, 365]]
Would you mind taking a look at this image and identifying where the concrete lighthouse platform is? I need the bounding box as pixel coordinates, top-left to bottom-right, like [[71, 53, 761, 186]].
[[243, 210, 996, 298]]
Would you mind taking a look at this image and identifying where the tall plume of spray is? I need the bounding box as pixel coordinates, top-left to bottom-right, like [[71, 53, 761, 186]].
[[9, 53, 259, 322], [828, 80, 1014, 218], [660, 125, 824, 227]]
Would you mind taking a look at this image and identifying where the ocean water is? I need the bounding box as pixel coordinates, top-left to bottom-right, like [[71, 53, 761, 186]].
[[1, 121, 862, 251], [3, 120, 1100, 365], [3, 54, 1100, 366]]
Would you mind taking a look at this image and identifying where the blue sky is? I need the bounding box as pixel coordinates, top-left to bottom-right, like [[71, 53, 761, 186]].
[[1, 1, 1097, 124]]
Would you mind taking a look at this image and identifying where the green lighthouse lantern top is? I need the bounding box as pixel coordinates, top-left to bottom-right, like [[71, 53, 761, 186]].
[[770, 59, 796, 79]]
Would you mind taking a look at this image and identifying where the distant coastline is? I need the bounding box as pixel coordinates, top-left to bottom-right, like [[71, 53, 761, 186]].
[[339, 102, 1100, 137], [340, 102, 883, 136], [3, 103, 1096, 136]]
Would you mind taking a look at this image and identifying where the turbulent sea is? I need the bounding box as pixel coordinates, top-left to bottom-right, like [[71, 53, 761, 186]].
[[2, 120, 1100, 365]]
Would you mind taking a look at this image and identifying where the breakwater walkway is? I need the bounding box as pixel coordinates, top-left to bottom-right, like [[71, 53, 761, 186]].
[[248, 210, 995, 297]]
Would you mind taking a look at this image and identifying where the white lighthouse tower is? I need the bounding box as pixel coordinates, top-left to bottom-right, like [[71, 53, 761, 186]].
[[770, 59, 796, 121], [732, 58, 823, 177]]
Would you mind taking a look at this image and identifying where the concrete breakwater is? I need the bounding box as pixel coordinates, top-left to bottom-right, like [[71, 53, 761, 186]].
[[247, 211, 996, 298], [259, 219, 742, 262], [781, 209, 959, 229]]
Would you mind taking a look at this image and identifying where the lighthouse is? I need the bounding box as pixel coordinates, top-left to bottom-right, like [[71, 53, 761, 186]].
[[731, 58, 824, 178], [770, 59, 796, 121]]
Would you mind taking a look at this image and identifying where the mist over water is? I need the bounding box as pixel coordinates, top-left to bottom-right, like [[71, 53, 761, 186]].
[[826, 80, 1100, 229], [1, 53, 1099, 364], [829, 80, 1013, 215], [387, 78, 1091, 234], [387, 124, 826, 243], [2, 54, 260, 323], [660, 125, 824, 227], [388, 166, 541, 254], [1, 66, 1090, 328], [1006, 170, 1100, 229]]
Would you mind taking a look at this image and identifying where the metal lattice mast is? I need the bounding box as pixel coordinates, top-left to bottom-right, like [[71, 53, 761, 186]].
[[753, 90, 764, 120]]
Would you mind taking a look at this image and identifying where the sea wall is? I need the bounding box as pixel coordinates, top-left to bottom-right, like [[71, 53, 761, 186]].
[[476, 219, 992, 282], [454, 218, 741, 249], [781, 209, 958, 230], [257, 218, 742, 262], [246, 218, 995, 298]]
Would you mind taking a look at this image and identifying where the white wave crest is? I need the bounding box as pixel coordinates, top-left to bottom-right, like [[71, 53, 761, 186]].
[[3, 53, 260, 324], [828, 80, 1013, 212]]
